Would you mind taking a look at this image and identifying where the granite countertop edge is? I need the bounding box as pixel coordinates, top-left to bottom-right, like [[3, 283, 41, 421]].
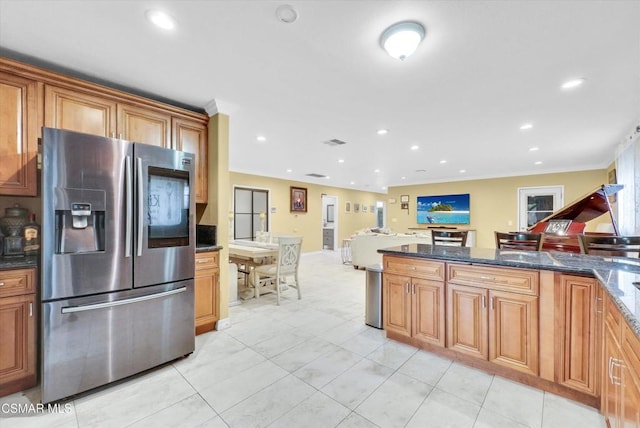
[[378, 244, 640, 338], [196, 245, 223, 253]]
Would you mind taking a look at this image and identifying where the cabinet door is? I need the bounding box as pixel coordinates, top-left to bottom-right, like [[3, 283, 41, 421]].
[[556, 275, 598, 395], [447, 284, 487, 359], [45, 85, 117, 137], [194, 268, 219, 335], [172, 117, 208, 204], [383, 273, 411, 337], [0, 293, 36, 397], [622, 367, 640, 428], [412, 278, 445, 347], [489, 290, 539, 375], [0, 72, 38, 196], [603, 323, 622, 428], [117, 104, 171, 147]]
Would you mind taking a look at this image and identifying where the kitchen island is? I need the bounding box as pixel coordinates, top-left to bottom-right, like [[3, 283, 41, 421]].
[[377, 244, 640, 424]]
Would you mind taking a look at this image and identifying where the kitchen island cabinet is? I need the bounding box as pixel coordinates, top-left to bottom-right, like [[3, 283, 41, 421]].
[[378, 243, 640, 411], [195, 250, 219, 335], [0, 266, 37, 398]]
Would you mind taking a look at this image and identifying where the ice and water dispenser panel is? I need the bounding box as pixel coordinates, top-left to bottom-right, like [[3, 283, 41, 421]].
[[55, 188, 106, 254]]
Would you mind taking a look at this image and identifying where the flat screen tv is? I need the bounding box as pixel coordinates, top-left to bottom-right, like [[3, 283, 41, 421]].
[[417, 193, 470, 225]]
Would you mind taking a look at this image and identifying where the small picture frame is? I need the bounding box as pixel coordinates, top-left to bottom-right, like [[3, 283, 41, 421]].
[[354, 203, 360, 213], [362, 204, 368, 213], [400, 195, 409, 210], [345, 201, 351, 213], [290, 186, 307, 212], [370, 204, 376, 213]]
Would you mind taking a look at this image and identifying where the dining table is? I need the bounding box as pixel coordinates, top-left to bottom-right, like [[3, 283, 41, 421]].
[[228, 240, 279, 299]]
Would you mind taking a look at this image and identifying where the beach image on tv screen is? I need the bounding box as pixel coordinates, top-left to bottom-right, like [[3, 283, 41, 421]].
[[417, 193, 470, 224]]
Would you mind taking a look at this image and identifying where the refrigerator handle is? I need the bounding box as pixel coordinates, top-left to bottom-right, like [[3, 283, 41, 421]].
[[137, 157, 144, 257], [125, 156, 132, 258], [61, 287, 186, 314]]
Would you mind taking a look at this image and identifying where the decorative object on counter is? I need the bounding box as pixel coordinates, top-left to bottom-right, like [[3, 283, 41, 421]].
[[1, 204, 28, 256], [290, 186, 307, 213], [23, 214, 40, 256]]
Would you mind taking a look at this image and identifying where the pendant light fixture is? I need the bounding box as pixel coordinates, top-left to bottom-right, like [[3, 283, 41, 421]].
[[380, 21, 426, 61]]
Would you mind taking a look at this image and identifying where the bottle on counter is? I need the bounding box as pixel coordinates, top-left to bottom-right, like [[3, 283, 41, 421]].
[[23, 213, 40, 256]]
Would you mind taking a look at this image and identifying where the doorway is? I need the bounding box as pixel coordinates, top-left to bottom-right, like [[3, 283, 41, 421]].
[[517, 186, 564, 231], [322, 195, 338, 250]]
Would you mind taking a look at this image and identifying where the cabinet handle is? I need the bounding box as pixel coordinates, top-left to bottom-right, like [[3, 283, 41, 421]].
[[412, 283, 416, 295], [490, 296, 494, 310], [482, 295, 486, 308], [480, 275, 495, 281], [608, 356, 613, 383], [0, 282, 4, 286], [405, 283, 410, 293], [111, 132, 116, 138], [29, 302, 33, 317]]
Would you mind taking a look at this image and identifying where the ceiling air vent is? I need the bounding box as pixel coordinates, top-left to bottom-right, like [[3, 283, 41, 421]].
[[306, 173, 327, 178], [323, 139, 347, 146]]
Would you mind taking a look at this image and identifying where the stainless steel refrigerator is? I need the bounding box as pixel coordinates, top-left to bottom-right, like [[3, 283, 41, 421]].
[[41, 127, 196, 404]]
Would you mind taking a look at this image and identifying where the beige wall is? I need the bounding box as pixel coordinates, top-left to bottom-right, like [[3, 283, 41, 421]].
[[229, 172, 386, 252], [386, 169, 609, 249]]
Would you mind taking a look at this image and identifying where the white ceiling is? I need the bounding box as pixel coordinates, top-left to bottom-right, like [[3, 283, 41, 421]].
[[1, 0, 639, 193]]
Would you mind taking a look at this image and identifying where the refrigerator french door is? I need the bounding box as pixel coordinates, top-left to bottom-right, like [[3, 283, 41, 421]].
[[41, 127, 196, 404]]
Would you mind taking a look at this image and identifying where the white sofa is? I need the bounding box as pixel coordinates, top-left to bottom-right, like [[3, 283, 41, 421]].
[[350, 231, 432, 269]]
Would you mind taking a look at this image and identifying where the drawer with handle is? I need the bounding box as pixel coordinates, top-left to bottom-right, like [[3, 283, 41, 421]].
[[383, 256, 445, 281], [447, 263, 539, 295], [195, 252, 219, 271], [0, 268, 36, 298]]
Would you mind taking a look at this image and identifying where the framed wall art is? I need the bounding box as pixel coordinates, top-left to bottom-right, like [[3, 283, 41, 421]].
[[345, 201, 351, 213], [290, 186, 307, 212]]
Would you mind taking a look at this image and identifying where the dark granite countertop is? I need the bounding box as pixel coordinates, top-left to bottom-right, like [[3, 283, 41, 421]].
[[378, 244, 640, 338], [196, 245, 223, 253], [0, 255, 39, 270]]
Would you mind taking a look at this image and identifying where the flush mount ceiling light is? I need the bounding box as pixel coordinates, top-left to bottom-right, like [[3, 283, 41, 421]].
[[377, 129, 389, 135], [380, 21, 425, 60], [256, 135, 266, 142], [145, 10, 176, 30], [276, 4, 298, 23], [520, 123, 533, 130]]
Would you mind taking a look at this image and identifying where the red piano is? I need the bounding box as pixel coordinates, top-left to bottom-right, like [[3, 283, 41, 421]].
[[528, 184, 623, 253]]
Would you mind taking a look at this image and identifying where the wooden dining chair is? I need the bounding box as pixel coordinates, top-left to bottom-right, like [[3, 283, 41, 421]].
[[251, 236, 303, 304], [495, 232, 544, 251], [431, 230, 468, 247], [578, 235, 640, 257]]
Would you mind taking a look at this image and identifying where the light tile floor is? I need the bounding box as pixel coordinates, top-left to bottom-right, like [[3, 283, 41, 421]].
[[1, 251, 606, 428]]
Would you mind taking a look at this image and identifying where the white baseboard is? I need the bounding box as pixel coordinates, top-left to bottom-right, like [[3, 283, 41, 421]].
[[216, 317, 231, 330]]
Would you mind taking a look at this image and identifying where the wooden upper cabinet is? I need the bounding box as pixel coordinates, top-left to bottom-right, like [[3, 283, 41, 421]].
[[0, 72, 38, 196], [172, 117, 208, 204], [118, 104, 171, 147], [45, 85, 117, 137]]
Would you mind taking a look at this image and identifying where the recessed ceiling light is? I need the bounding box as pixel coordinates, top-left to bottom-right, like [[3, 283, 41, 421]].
[[374, 169, 380, 173], [381, 186, 387, 190], [439, 160, 447, 164], [325, 176, 331, 179], [535, 161, 543, 165], [561, 78, 585, 90], [256, 135, 266, 142], [410, 145, 419, 150], [145, 10, 176, 30], [529, 147, 539, 152], [377, 129, 388, 135], [520, 123, 533, 130], [338, 159, 345, 163], [286, 169, 293, 173], [350, 181, 355, 185], [401, 176, 407, 180], [459, 169, 466, 173]]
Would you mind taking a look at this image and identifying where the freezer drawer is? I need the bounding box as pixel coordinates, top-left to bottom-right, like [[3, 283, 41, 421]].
[[41, 281, 194, 403]]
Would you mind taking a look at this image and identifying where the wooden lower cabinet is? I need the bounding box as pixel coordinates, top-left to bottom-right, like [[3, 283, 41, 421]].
[[0, 268, 37, 398], [382, 256, 446, 347], [556, 274, 599, 396], [446, 283, 539, 375], [194, 251, 219, 335], [602, 293, 640, 427]]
